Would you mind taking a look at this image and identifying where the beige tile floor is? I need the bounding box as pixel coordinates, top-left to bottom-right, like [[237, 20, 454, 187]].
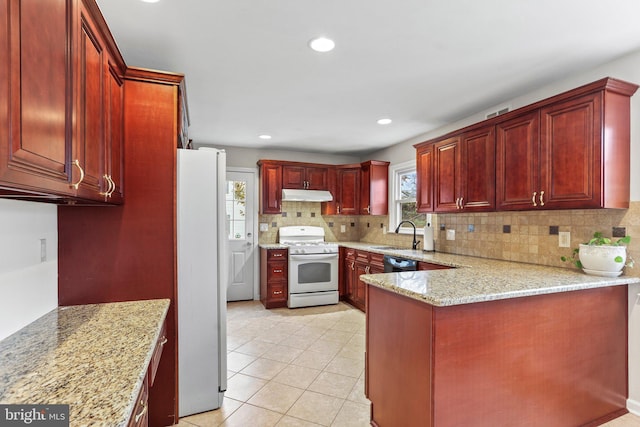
[[177, 300, 640, 427]]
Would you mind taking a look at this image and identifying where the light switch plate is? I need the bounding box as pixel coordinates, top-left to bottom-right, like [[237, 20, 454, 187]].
[[259, 222, 269, 232], [340, 224, 346, 233], [446, 229, 455, 241], [559, 231, 571, 248]]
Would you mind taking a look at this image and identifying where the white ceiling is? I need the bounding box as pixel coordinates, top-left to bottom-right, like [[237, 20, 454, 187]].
[[96, 0, 640, 156]]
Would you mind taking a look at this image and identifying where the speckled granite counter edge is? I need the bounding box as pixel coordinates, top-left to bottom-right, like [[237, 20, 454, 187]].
[[339, 242, 640, 306], [0, 299, 170, 427]]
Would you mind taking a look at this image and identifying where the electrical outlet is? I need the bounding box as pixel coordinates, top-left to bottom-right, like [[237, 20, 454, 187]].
[[446, 229, 455, 241], [340, 224, 346, 233], [40, 238, 47, 262], [559, 231, 571, 248], [259, 222, 269, 232]]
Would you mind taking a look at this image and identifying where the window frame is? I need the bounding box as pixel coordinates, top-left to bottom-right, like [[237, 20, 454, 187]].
[[389, 159, 424, 235]]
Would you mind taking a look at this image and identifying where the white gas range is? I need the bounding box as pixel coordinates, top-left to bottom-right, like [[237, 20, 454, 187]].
[[279, 226, 339, 308]]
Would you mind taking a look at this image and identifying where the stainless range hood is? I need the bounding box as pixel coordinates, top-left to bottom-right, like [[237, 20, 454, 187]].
[[282, 189, 333, 202]]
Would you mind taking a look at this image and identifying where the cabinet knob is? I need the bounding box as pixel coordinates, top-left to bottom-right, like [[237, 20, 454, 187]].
[[532, 191, 538, 207]]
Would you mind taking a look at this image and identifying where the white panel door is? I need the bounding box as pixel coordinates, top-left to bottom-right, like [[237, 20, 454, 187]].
[[226, 170, 255, 301]]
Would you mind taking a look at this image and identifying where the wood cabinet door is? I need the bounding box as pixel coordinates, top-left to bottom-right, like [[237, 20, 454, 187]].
[[496, 111, 540, 210], [354, 260, 368, 311], [0, 0, 74, 196], [337, 167, 360, 215], [360, 161, 389, 215], [343, 255, 355, 301], [260, 163, 282, 213], [306, 166, 328, 190], [75, 2, 106, 201], [416, 144, 434, 212], [540, 92, 602, 209], [433, 136, 461, 212], [460, 126, 495, 211], [105, 60, 124, 203], [282, 165, 305, 189]]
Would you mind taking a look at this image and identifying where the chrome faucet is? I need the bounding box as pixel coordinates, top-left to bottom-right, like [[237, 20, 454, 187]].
[[394, 220, 420, 250]]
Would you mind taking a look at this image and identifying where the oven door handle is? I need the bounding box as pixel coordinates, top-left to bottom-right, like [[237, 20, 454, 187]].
[[289, 253, 338, 261]]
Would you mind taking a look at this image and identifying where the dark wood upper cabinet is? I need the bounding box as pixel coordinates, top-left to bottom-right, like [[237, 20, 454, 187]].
[[105, 61, 124, 203], [0, 0, 125, 204], [0, 0, 74, 198], [460, 126, 495, 211], [418, 77, 638, 213], [416, 144, 434, 212], [496, 111, 540, 210], [433, 136, 461, 212], [75, 1, 106, 201], [260, 160, 389, 216], [360, 160, 389, 215], [336, 166, 360, 215], [539, 93, 602, 209], [258, 161, 282, 214], [282, 164, 328, 190]]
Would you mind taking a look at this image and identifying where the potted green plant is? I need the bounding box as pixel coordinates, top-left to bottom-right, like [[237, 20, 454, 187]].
[[561, 232, 633, 277]]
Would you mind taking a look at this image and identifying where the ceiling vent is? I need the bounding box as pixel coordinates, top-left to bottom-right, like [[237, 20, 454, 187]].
[[486, 106, 510, 119]]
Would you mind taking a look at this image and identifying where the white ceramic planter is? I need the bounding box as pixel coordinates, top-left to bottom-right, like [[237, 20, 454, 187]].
[[579, 244, 627, 277]]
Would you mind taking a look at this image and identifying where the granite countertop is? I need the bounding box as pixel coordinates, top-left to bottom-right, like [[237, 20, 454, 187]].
[[340, 242, 640, 306], [259, 243, 288, 249], [0, 299, 170, 426]]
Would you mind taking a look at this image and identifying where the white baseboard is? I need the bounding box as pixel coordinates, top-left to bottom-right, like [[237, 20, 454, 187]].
[[627, 398, 640, 415]]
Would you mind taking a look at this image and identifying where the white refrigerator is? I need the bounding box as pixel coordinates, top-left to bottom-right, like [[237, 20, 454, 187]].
[[177, 148, 228, 417]]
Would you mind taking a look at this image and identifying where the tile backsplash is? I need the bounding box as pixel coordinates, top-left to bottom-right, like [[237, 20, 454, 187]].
[[259, 201, 640, 277]]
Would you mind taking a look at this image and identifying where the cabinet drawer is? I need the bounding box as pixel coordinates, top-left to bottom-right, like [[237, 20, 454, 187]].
[[355, 250, 370, 262], [128, 379, 149, 427], [268, 262, 287, 281], [269, 284, 287, 301], [148, 321, 167, 388], [268, 249, 288, 261]]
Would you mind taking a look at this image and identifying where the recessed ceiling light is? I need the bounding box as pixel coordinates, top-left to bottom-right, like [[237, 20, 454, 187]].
[[377, 118, 392, 125], [309, 37, 335, 53], [140, 0, 160, 3], [259, 134, 272, 140]]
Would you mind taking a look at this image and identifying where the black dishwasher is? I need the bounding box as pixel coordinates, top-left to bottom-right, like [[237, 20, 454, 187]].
[[383, 255, 418, 272]]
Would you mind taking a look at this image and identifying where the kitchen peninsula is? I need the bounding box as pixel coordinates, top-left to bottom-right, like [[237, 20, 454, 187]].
[[357, 248, 639, 427]]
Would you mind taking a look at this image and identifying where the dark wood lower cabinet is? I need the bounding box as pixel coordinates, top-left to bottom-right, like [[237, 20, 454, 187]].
[[343, 249, 383, 312], [260, 248, 288, 308], [366, 284, 628, 427]]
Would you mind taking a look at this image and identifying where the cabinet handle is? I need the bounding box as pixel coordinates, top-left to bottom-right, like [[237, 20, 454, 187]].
[[100, 174, 111, 196], [160, 336, 168, 346], [70, 159, 85, 189], [350, 261, 355, 271], [365, 265, 370, 274], [539, 190, 545, 206], [337, 205, 341, 214], [107, 176, 116, 197], [531, 191, 537, 207], [459, 197, 463, 209], [273, 253, 283, 257], [134, 400, 148, 423], [273, 290, 283, 295], [273, 269, 283, 273], [365, 205, 370, 214]]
